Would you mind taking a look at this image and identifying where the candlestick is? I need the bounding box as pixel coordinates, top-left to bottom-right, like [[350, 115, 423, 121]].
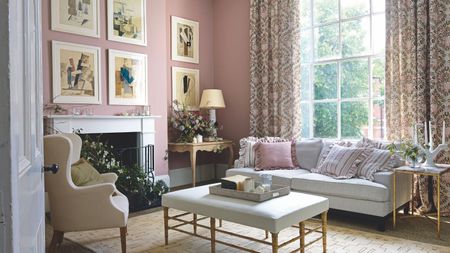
[[413, 124, 418, 144], [429, 121, 433, 149], [443, 121, 446, 144]]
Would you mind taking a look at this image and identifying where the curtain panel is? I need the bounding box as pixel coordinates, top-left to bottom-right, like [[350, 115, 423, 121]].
[[249, 0, 302, 139], [386, 0, 450, 215]]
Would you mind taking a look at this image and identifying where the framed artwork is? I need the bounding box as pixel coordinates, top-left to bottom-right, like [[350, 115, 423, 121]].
[[52, 41, 101, 104], [172, 67, 200, 110], [51, 0, 100, 38], [107, 0, 147, 46], [171, 16, 199, 64], [108, 49, 148, 105]]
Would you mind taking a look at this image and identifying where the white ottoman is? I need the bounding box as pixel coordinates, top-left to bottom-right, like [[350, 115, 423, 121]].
[[162, 184, 329, 253]]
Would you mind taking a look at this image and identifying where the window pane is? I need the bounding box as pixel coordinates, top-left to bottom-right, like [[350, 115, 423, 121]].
[[314, 63, 338, 100], [301, 29, 313, 63], [313, 0, 338, 25], [372, 0, 385, 13], [341, 101, 369, 138], [314, 102, 338, 138], [342, 17, 370, 57], [341, 59, 369, 98], [372, 57, 385, 97], [372, 14, 386, 54], [372, 100, 385, 139], [341, 0, 370, 19], [314, 23, 340, 60], [301, 65, 311, 100], [300, 0, 312, 28], [301, 103, 311, 138]]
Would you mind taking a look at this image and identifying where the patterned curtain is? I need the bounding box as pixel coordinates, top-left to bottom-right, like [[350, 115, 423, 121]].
[[386, 0, 450, 215], [249, 0, 301, 139]]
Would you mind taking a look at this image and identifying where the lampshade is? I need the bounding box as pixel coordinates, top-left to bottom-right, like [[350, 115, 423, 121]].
[[199, 89, 226, 109]]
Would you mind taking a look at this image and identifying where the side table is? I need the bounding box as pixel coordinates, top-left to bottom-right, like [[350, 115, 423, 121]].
[[168, 140, 234, 187], [393, 164, 450, 239]]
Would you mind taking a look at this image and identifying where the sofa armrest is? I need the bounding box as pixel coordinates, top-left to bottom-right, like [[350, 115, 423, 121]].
[[100, 173, 118, 183], [373, 171, 412, 206]]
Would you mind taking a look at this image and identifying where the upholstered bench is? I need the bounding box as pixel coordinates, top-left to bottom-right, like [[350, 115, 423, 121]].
[[162, 184, 329, 253]]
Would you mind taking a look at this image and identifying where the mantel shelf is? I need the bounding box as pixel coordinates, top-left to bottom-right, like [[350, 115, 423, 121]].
[[44, 115, 161, 119]]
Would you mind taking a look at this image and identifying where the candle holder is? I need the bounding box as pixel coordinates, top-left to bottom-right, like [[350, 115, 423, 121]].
[[416, 143, 448, 168]]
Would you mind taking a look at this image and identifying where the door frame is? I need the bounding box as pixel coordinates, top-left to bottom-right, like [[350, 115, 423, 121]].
[[0, 0, 44, 252]]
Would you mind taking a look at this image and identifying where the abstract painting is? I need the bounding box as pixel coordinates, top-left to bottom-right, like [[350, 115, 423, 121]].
[[107, 0, 147, 46], [52, 41, 101, 104], [172, 67, 200, 110], [171, 16, 199, 64], [51, 0, 100, 37], [108, 50, 148, 105]]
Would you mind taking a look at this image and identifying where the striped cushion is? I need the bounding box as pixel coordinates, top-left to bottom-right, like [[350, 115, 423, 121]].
[[312, 145, 368, 179], [357, 149, 394, 181], [316, 141, 354, 168]]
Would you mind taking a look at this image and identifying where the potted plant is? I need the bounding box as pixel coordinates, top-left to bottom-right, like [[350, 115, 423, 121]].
[[387, 141, 424, 168]]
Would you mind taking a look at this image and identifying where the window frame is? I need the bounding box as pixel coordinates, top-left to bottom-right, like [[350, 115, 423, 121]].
[[300, 0, 386, 140]]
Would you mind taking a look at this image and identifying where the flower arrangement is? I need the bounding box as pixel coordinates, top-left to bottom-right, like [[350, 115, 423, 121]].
[[169, 100, 217, 143], [387, 140, 424, 168]]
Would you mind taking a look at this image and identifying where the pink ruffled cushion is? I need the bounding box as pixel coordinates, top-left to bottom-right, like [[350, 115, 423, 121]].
[[254, 141, 298, 171]]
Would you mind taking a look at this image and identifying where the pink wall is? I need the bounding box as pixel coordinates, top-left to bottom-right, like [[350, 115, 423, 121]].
[[213, 0, 251, 156], [42, 0, 169, 175], [166, 0, 217, 169]]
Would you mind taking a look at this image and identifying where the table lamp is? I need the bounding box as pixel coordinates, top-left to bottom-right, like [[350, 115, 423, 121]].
[[199, 89, 225, 138]]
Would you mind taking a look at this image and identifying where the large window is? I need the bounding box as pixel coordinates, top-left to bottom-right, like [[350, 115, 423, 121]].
[[300, 0, 386, 140]]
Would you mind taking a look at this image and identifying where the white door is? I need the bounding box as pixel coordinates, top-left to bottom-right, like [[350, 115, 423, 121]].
[[0, 0, 45, 252]]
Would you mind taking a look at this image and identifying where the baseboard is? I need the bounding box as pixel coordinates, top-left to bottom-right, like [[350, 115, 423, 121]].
[[169, 163, 229, 188]]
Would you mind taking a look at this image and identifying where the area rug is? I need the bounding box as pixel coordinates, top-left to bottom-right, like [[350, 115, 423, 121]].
[[59, 208, 450, 253]]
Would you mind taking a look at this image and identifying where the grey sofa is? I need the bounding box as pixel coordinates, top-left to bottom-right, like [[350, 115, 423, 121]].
[[226, 139, 412, 231]]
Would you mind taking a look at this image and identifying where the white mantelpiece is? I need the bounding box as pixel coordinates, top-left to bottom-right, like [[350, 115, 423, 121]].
[[44, 115, 161, 148]]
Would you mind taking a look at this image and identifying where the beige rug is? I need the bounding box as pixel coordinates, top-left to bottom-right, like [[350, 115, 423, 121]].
[[56, 208, 450, 253]]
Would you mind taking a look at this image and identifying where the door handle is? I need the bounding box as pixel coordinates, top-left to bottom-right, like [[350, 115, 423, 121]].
[[43, 164, 59, 174]]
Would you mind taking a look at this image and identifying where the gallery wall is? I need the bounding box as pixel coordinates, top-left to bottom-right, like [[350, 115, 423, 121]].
[[41, 0, 169, 176], [166, 0, 217, 170]]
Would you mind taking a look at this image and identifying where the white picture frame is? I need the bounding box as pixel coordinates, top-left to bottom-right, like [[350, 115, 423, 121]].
[[107, 0, 147, 46], [108, 49, 148, 105], [172, 67, 200, 111], [171, 16, 199, 64], [51, 0, 100, 38], [52, 41, 101, 104]]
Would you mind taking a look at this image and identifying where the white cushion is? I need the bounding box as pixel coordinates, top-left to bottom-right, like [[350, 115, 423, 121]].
[[291, 173, 389, 202], [226, 168, 310, 186], [295, 139, 323, 170], [162, 184, 329, 233]]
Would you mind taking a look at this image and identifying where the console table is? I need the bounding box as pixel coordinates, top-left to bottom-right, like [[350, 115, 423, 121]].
[[392, 165, 450, 239], [168, 140, 234, 187]]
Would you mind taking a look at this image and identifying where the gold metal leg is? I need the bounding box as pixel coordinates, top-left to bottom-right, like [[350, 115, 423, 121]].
[[322, 211, 327, 253], [300, 222, 305, 253], [164, 207, 169, 245], [271, 232, 278, 253], [193, 214, 197, 235], [190, 150, 197, 187], [437, 175, 441, 239], [410, 174, 414, 215], [210, 218, 216, 253], [393, 171, 397, 228]]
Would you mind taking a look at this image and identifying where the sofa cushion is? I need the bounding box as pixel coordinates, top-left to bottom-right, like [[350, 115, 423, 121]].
[[236, 137, 288, 168], [316, 141, 354, 168], [295, 139, 323, 170], [226, 168, 310, 187], [357, 149, 393, 181], [254, 142, 298, 171], [291, 173, 389, 202], [312, 146, 369, 179]]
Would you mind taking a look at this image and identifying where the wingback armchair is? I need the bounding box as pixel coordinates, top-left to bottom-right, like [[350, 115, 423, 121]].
[[44, 133, 129, 253]]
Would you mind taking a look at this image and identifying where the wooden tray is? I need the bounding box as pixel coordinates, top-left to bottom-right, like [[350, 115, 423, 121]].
[[209, 184, 290, 202]]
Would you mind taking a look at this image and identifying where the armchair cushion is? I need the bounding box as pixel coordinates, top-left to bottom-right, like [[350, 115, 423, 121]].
[[71, 158, 102, 186]]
